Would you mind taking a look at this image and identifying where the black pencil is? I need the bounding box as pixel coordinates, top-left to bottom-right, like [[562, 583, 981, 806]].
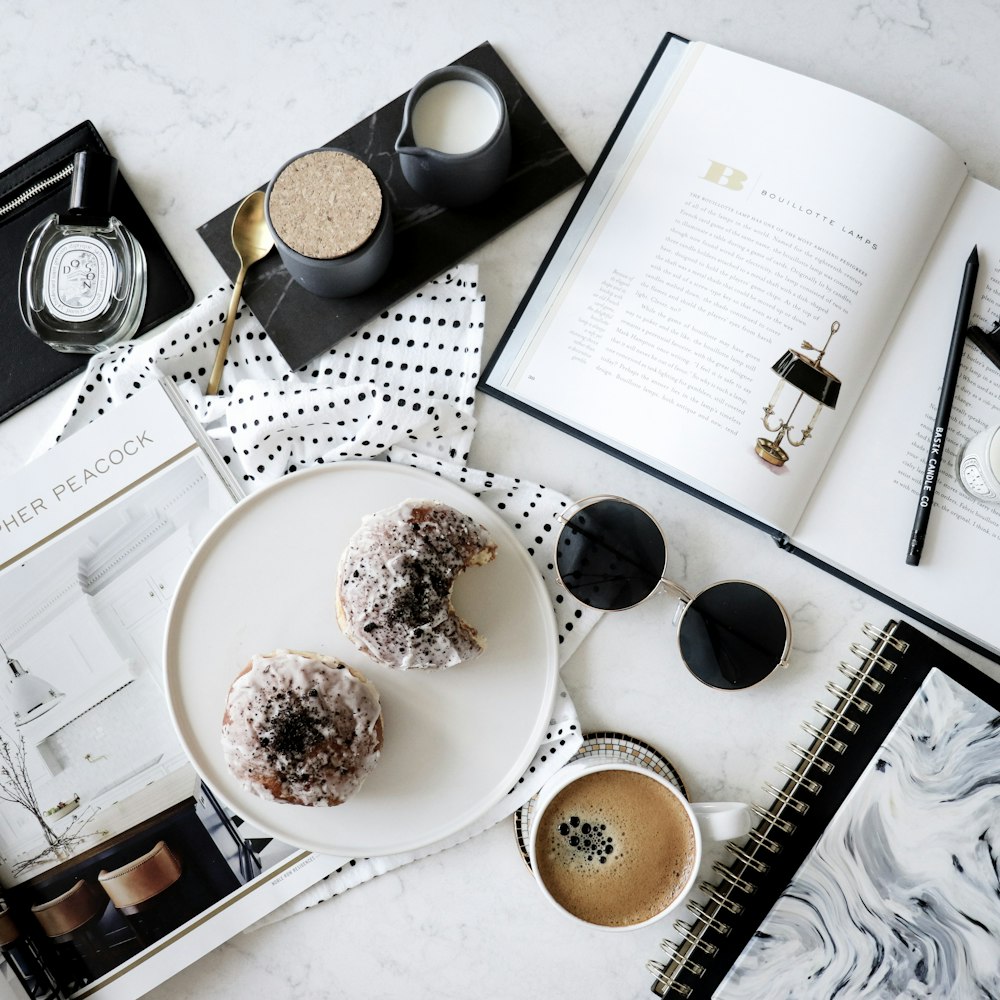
[[906, 245, 979, 566]]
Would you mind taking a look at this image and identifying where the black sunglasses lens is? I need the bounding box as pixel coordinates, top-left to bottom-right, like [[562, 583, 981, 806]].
[[556, 499, 665, 611], [677, 581, 788, 689]]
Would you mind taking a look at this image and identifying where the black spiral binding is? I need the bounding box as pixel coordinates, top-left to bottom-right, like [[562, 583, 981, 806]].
[[646, 622, 907, 997]]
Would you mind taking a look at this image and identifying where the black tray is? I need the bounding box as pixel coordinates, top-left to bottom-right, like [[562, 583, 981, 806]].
[[197, 42, 585, 370]]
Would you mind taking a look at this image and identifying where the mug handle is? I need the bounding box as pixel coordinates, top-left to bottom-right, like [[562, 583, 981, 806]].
[[691, 801, 751, 842]]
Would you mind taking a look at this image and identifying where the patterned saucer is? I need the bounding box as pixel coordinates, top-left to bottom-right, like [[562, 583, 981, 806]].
[[514, 731, 687, 870]]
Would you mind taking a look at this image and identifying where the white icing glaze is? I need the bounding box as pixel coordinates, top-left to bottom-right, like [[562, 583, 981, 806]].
[[336, 499, 496, 669], [221, 650, 382, 806]]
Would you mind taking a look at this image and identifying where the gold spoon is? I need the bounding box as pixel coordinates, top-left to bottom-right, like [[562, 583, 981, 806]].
[[207, 190, 274, 395]]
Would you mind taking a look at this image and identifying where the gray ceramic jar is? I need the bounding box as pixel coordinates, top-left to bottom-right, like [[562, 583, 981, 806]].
[[265, 148, 393, 298], [395, 66, 511, 208]]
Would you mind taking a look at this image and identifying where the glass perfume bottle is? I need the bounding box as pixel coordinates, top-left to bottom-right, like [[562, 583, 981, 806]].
[[19, 149, 147, 353]]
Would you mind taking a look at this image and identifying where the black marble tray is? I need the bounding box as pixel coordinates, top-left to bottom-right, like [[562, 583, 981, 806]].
[[197, 42, 585, 370]]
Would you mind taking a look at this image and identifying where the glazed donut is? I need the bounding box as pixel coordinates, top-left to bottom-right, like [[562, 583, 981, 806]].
[[336, 498, 497, 669], [221, 650, 383, 806]]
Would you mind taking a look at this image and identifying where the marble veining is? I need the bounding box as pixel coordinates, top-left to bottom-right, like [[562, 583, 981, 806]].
[[717, 668, 1000, 999], [4, 3, 1000, 999]]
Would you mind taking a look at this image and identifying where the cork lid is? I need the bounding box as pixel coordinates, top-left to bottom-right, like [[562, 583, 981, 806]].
[[268, 150, 383, 260]]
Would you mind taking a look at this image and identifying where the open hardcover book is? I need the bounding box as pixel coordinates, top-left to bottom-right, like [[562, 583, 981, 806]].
[[482, 34, 1000, 658], [0, 380, 339, 1000]]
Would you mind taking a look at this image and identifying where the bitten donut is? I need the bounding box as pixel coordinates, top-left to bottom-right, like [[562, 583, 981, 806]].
[[336, 498, 497, 669], [221, 650, 383, 806]]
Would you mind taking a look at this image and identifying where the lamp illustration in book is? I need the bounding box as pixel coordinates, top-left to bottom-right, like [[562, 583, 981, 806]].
[[1, 638, 63, 726], [755, 320, 842, 466]]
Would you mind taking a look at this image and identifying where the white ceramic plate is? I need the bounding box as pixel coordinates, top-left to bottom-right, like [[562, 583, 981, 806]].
[[164, 462, 558, 857]]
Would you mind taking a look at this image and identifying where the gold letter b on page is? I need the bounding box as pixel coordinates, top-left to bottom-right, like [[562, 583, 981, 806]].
[[702, 160, 749, 191]]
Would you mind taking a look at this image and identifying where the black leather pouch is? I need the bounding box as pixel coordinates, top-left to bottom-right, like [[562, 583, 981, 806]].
[[0, 121, 193, 421]]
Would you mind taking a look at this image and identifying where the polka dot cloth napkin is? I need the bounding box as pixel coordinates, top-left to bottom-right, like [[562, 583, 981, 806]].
[[47, 263, 599, 920]]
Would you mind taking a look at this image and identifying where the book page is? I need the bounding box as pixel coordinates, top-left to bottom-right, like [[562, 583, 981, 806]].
[[490, 42, 966, 532], [715, 668, 1000, 998], [795, 177, 1000, 655]]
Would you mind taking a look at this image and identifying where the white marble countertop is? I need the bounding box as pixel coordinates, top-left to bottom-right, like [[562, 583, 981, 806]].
[[4, 2, 1000, 997]]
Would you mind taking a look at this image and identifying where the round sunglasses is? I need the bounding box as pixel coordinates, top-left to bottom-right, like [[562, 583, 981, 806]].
[[554, 496, 791, 690]]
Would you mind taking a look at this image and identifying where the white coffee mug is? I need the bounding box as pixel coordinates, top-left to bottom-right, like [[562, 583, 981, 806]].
[[527, 759, 751, 931]]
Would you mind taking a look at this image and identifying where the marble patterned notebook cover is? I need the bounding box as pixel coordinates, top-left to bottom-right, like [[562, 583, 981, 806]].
[[715, 663, 1000, 999], [198, 42, 585, 370]]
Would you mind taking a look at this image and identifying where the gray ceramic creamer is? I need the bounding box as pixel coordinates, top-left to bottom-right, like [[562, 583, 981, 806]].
[[396, 66, 511, 208]]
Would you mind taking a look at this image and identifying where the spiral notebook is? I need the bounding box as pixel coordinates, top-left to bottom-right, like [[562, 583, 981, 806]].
[[647, 619, 1000, 999]]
